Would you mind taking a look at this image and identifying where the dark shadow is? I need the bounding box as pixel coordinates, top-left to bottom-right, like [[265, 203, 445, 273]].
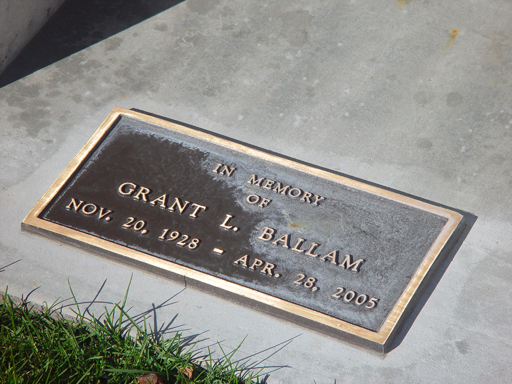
[[229, 335, 297, 378], [53, 278, 291, 381], [187, 334, 296, 381], [0, 259, 22, 273], [0, 0, 184, 88], [83, 278, 108, 317], [22, 286, 42, 303], [56, 279, 189, 338], [387, 212, 478, 352]]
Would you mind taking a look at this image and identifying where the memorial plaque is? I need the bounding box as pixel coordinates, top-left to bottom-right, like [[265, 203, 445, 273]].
[[22, 107, 464, 352]]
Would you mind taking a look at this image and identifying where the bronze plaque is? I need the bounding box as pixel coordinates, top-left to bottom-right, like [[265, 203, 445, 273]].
[[23, 107, 464, 352]]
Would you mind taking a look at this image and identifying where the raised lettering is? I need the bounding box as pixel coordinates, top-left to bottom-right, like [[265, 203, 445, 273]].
[[220, 214, 234, 229], [169, 198, 190, 214], [288, 188, 303, 198], [66, 198, 83, 211], [272, 234, 290, 248], [312, 195, 325, 206], [133, 186, 151, 202], [150, 194, 168, 209], [258, 197, 272, 208], [260, 262, 276, 276], [301, 191, 312, 203], [118, 182, 137, 196], [258, 227, 276, 241], [263, 179, 275, 189], [245, 177, 322, 206], [339, 254, 365, 272], [81, 203, 98, 215], [249, 258, 264, 270], [219, 165, 236, 176], [212, 163, 222, 173], [98, 207, 113, 220], [233, 255, 249, 267], [272, 183, 290, 195], [320, 250, 339, 265], [189, 203, 207, 218], [291, 238, 306, 253], [247, 175, 264, 186], [246, 194, 260, 204], [305, 242, 320, 257]]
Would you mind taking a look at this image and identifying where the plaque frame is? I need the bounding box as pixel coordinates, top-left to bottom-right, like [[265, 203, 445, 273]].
[[22, 107, 464, 352]]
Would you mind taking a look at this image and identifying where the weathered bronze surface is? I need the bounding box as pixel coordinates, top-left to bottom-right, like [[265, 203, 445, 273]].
[[22, 107, 464, 352]]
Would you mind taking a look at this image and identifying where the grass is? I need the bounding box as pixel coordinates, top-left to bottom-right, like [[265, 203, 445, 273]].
[[0, 281, 262, 384]]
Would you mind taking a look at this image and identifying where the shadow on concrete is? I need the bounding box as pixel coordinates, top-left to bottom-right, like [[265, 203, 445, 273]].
[[55, 278, 292, 381], [0, 0, 184, 88], [387, 211, 477, 352], [56, 278, 191, 342], [0, 259, 22, 273]]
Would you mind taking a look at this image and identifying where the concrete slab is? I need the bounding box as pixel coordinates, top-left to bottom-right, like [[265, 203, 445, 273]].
[[1, 0, 511, 382]]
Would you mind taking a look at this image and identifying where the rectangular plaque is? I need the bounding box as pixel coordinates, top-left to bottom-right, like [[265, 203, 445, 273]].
[[22, 107, 464, 352]]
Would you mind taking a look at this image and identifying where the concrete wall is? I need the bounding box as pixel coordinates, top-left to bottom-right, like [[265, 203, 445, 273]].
[[0, 0, 66, 74]]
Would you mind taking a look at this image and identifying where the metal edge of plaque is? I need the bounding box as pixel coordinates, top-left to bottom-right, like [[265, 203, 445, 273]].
[[21, 107, 465, 353]]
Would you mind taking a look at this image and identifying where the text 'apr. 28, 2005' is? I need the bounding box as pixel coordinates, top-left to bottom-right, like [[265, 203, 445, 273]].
[[22, 107, 464, 353]]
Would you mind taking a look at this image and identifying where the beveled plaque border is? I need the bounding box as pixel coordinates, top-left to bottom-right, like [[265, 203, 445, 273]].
[[22, 107, 463, 352]]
